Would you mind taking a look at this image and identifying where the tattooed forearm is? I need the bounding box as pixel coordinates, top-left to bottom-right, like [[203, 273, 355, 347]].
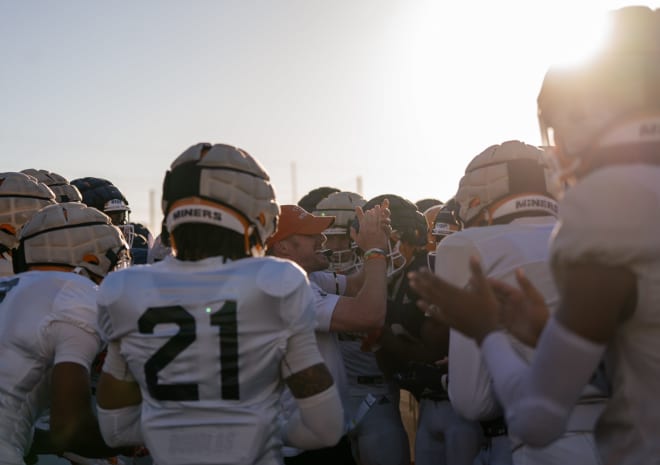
[[285, 363, 334, 398]]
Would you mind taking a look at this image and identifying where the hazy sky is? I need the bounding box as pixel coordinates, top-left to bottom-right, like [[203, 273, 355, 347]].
[[1, 0, 656, 233]]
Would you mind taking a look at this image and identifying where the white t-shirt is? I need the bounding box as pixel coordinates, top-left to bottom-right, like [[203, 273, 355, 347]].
[[306, 272, 350, 418], [0, 271, 101, 463], [98, 255, 320, 465]]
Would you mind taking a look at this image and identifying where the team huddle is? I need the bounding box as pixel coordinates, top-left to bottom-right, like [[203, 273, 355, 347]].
[[0, 5, 659, 465]]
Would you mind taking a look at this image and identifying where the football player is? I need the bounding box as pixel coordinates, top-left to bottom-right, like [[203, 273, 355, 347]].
[[313, 191, 366, 275], [297, 186, 340, 213], [0, 202, 130, 462], [313, 191, 410, 465], [21, 169, 83, 203], [0, 172, 56, 277], [441, 141, 603, 465], [71, 177, 153, 264], [364, 194, 481, 465], [267, 202, 392, 465], [408, 6, 660, 464], [94, 143, 344, 465]]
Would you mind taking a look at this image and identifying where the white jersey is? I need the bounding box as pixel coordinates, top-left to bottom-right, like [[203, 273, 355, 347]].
[[309, 271, 388, 399], [0, 271, 101, 465], [550, 165, 660, 464], [97, 255, 318, 465], [440, 217, 558, 420], [440, 217, 603, 465]]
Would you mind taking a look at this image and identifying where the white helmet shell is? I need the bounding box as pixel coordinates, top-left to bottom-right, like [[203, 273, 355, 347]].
[[0, 172, 56, 250], [455, 140, 560, 225], [17, 202, 129, 278], [21, 169, 83, 203], [162, 143, 280, 253]]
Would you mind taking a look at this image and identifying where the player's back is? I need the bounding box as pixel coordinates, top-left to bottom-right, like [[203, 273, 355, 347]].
[[0, 271, 99, 464], [98, 255, 315, 465]]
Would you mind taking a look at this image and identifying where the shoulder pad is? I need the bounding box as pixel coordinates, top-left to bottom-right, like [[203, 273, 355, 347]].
[[256, 258, 307, 297]]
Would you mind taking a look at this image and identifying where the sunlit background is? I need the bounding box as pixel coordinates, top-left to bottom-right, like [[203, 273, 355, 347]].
[[1, 0, 656, 234]]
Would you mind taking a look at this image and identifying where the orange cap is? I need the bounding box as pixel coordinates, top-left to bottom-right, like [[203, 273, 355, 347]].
[[266, 205, 334, 248]]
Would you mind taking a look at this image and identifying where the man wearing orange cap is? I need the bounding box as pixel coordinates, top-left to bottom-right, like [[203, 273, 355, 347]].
[[267, 202, 391, 465]]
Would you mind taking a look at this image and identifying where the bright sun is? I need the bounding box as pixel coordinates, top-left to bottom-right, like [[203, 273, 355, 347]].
[[544, 6, 613, 68]]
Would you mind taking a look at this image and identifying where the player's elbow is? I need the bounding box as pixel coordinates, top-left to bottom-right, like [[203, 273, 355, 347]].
[[319, 404, 344, 447], [299, 388, 344, 448], [286, 384, 345, 449]]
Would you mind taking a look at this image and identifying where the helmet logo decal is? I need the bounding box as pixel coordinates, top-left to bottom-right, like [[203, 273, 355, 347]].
[[83, 253, 100, 265]]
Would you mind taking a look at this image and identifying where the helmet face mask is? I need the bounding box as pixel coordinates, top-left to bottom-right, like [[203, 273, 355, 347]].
[[386, 233, 407, 280], [313, 191, 366, 274], [323, 232, 360, 274], [426, 208, 464, 272], [103, 198, 133, 247]]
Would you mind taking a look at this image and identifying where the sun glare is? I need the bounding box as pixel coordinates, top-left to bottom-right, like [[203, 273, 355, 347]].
[[545, 8, 612, 68]]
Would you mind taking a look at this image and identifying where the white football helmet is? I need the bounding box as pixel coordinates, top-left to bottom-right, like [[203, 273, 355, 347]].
[[313, 191, 366, 274], [162, 143, 280, 256], [0, 172, 56, 252], [103, 198, 134, 247], [538, 6, 660, 181], [21, 169, 83, 203], [14, 202, 130, 279], [425, 203, 463, 272], [455, 140, 561, 227]]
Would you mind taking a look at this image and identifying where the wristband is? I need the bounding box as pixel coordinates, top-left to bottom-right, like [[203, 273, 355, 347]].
[[363, 248, 387, 261]]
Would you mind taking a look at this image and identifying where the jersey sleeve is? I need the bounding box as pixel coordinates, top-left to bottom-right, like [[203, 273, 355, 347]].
[[434, 234, 482, 286], [551, 169, 660, 269], [47, 321, 101, 370], [308, 282, 340, 332], [254, 259, 321, 336], [47, 277, 100, 336], [96, 270, 127, 342]]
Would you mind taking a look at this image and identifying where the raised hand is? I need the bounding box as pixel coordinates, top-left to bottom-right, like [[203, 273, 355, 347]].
[[353, 198, 391, 251], [407, 257, 501, 344], [490, 268, 549, 347]]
